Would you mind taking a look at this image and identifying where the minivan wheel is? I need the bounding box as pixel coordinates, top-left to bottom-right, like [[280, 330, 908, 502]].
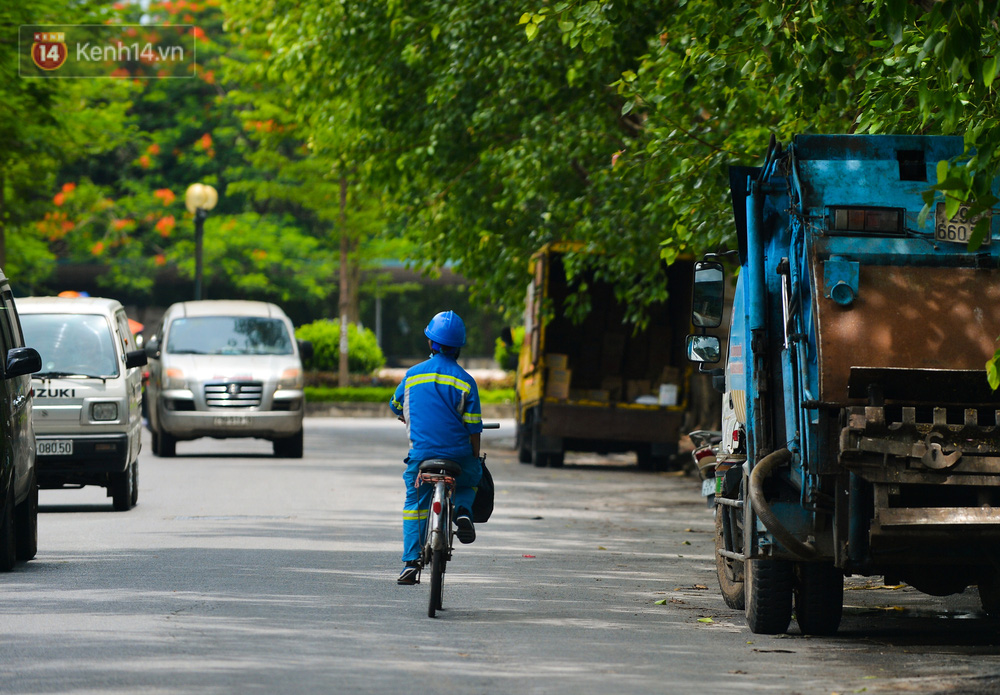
[[155, 430, 176, 457], [14, 472, 38, 561], [0, 484, 16, 572], [273, 429, 304, 458], [111, 461, 134, 512]]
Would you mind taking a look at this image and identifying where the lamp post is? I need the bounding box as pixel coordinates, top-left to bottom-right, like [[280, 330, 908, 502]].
[[184, 183, 218, 301]]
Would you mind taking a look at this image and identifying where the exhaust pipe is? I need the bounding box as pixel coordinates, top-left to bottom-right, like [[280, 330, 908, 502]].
[[749, 448, 817, 560]]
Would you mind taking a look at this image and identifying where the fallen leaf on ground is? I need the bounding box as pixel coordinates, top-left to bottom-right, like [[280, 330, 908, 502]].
[[697, 617, 714, 623]]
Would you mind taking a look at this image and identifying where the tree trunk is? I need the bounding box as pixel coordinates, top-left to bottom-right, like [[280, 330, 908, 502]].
[[0, 169, 6, 269], [338, 175, 349, 387]]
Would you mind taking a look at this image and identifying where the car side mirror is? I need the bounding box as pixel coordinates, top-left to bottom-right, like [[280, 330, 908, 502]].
[[126, 349, 147, 369], [6, 347, 41, 378], [297, 339, 314, 362], [686, 335, 721, 364], [691, 260, 725, 328], [145, 336, 161, 360]]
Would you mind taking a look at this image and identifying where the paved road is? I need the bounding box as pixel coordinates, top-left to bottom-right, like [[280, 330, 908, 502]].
[[2, 418, 1000, 694]]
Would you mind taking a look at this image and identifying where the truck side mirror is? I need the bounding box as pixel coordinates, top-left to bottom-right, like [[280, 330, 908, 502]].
[[686, 335, 721, 364], [125, 350, 148, 369], [691, 261, 725, 328], [6, 347, 41, 378], [297, 340, 314, 362]]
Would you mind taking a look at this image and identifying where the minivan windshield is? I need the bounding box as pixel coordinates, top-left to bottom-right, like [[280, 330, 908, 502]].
[[21, 313, 119, 378], [166, 316, 293, 356]]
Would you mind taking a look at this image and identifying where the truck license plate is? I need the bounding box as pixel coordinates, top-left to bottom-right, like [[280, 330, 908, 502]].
[[935, 202, 992, 246], [37, 439, 72, 455], [213, 416, 250, 427], [701, 478, 716, 496]]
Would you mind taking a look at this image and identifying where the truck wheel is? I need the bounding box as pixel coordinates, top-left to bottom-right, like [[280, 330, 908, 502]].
[[516, 420, 532, 464], [14, 472, 38, 561], [715, 508, 745, 610], [794, 562, 843, 635], [548, 451, 564, 468], [111, 461, 135, 511], [130, 459, 139, 507], [978, 572, 1000, 617], [0, 484, 16, 572], [744, 557, 793, 634]]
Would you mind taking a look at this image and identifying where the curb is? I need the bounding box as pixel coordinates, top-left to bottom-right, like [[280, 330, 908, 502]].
[[305, 402, 515, 419]]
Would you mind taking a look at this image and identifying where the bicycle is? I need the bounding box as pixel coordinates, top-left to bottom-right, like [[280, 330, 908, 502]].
[[416, 423, 498, 618]]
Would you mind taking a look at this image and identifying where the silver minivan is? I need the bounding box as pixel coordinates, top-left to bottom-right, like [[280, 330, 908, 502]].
[[144, 300, 311, 458], [18, 297, 147, 511]]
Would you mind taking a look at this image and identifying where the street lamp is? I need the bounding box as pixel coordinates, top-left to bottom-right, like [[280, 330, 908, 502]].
[[184, 183, 218, 301]]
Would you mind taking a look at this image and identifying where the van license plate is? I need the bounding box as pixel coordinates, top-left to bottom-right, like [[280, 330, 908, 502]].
[[37, 440, 73, 455], [213, 416, 250, 427]]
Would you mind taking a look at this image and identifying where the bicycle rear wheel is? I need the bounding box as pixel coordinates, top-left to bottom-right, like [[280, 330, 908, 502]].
[[428, 548, 446, 617]]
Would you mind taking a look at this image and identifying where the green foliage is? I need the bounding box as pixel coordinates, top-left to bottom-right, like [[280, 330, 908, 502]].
[[295, 319, 386, 374], [494, 325, 524, 370]]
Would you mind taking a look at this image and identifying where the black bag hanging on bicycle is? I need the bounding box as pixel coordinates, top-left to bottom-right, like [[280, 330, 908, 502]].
[[472, 460, 494, 523]]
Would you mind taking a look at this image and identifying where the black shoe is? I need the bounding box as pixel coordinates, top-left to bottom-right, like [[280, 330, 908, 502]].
[[455, 512, 476, 544], [397, 561, 421, 585]]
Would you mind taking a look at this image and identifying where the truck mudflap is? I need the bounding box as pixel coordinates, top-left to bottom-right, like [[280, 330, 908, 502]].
[[839, 404, 1000, 533]]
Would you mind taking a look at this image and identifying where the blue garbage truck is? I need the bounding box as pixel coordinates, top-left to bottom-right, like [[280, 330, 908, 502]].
[[687, 134, 1000, 635]]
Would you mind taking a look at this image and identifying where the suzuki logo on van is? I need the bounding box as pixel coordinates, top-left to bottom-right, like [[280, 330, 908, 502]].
[[36, 388, 75, 398]]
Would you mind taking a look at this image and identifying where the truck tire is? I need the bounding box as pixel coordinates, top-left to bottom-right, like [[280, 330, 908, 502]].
[[0, 484, 15, 572], [978, 572, 1000, 617], [744, 557, 793, 634], [794, 561, 843, 635], [516, 420, 532, 464], [715, 509, 745, 610], [111, 461, 134, 512], [14, 472, 38, 561]]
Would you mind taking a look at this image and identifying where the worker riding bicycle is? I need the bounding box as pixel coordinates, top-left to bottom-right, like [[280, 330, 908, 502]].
[[389, 310, 484, 585]]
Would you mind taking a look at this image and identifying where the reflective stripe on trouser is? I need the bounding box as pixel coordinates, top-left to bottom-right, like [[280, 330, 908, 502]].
[[401, 455, 483, 562]]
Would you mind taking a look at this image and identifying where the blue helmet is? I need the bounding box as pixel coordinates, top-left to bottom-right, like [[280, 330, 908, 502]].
[[424, 310, 466, 349]]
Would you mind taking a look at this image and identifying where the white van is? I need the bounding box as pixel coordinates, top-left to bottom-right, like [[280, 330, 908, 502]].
[[18, 297, 147, 511], [144, 300, 311, 458]]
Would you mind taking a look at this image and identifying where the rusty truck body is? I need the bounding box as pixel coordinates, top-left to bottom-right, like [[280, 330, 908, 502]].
[[687, 134, 1000, 635]]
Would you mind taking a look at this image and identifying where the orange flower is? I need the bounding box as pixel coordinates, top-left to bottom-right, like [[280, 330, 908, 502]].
[[53, 192, 65, 206], [91, 241, 105, 255], [147, 143, 161, 155], [138, 155, 151, 168], [110, 67, 130, 78], [61, 220, 75, 233], [202, 70, 215, 84], [251, 249, 267, 261], [155, 215, 176, 237], [190, 26, 208, 44], [113, 218, 132, 231], [154, 254, 167, 266], [61, 182, 77, 194], [198, 133, 212, 150], [153, 188, 176, 205]]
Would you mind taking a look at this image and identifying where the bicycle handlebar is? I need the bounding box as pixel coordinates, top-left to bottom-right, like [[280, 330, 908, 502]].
[[483, 422, 500, 429]]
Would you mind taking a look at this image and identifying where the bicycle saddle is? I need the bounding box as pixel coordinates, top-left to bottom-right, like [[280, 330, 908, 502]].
[[418, 459, 463, 476]]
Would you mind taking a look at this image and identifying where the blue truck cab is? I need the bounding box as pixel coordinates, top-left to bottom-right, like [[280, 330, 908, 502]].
[[688, 134, 1000, 634]]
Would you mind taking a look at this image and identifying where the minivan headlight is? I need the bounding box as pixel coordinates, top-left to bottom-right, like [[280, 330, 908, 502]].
[[164, 367, 186, 390], [91, 402, 119, 421], [278, 367, 303, 389]]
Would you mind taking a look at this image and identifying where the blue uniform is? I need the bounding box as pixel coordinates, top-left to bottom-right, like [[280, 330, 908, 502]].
[[390, 353, 483, 562]]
